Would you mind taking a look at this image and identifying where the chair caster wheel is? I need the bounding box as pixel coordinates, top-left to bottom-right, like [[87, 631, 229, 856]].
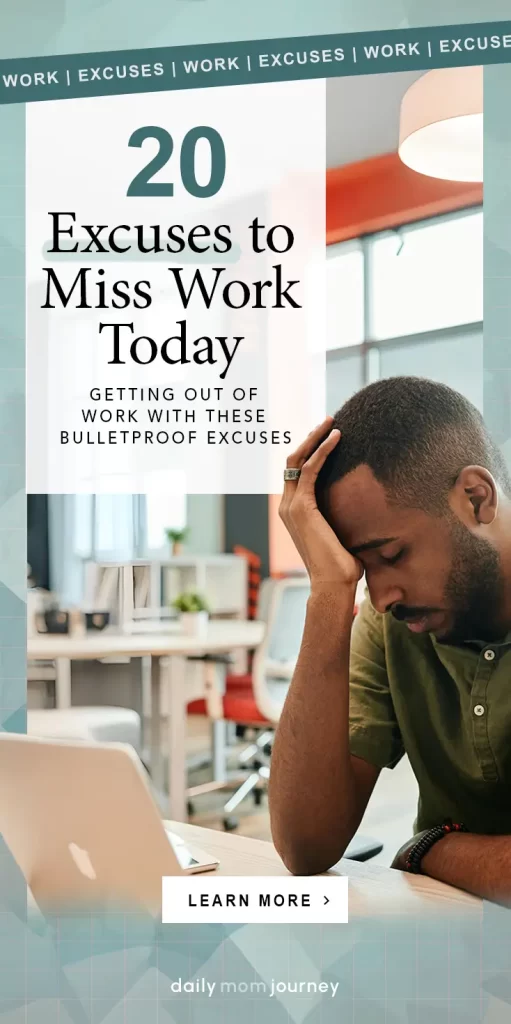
[[253, 788, 263, 806], [187, 801, 195, 817], [223, 816, 238, 831]]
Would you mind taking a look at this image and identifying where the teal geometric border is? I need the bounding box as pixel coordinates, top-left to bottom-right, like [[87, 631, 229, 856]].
[[0, 103, 25, 738], [1, 5, 511, 1021], [2, 0, 511, 60], [483, 63, 511, 469]]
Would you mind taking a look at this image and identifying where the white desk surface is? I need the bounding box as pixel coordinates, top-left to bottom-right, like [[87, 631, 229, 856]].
[[28, 620, 265, 821], [167, 820, 481, 918], [22, 822, 480, 921], [28, 619, 265, 661]]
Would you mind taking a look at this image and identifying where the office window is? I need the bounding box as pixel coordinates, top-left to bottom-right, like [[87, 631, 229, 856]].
[[379, 329, 483, 413], [368, 211, 483, 341], [94, 496, 135, 560], [71, 491, 187, 560], [73, 496, 93, 558], [71, 495, 137, 561], [326, 241, 365, 349], [326, 347, 364, 414], [139, 471, 187, 554], [325, 207, 483, 415], [144, 493, 187, 553]]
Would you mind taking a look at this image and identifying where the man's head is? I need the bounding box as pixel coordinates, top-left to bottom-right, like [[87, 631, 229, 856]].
[[316, 377, 511, 643]]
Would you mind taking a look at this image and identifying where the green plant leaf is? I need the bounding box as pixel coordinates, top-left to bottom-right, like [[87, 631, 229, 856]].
[[165, 527, 189, 544], [171, 591, 209, 613]]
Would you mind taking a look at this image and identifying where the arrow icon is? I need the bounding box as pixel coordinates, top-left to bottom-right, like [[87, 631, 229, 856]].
[[323, 896, 329, 905]]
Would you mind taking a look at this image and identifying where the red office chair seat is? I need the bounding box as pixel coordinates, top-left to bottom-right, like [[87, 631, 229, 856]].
[[223, 692, 268, 725], [225, 673, 253, 691], [188, 672, 253, 717], [188, 682, 268, 725], [187, 698, 208, 715]]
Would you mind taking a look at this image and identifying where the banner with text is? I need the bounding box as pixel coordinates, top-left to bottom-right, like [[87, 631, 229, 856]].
[[26, 80, 326, 494]]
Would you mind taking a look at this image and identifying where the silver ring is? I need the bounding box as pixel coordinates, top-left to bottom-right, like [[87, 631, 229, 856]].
[[284, 468, 301, 481]]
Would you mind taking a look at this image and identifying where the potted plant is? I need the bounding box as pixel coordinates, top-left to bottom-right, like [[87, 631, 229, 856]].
[[172, 592, 209, 638], [165, 527, 189, 556]]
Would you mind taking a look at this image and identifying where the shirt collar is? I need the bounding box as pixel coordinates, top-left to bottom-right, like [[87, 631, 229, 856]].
[[430, 632, 511, 654]]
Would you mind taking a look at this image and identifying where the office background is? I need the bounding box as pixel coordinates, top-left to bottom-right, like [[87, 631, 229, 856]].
[[26, 69, 488, 856], [27, 201, 483, 595]]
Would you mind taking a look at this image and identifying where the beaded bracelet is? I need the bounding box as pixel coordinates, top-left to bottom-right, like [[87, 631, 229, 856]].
[[405, 819, 468, 874]]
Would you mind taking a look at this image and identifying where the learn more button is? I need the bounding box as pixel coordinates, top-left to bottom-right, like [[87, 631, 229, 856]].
[[162, 876, 348, 924]]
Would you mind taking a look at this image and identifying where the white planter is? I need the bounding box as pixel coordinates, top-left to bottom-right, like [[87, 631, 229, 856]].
[[180, 611, 209, 639]]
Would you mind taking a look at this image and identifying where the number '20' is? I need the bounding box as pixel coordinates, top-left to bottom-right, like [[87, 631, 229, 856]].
[[127, 126, 226, 198]]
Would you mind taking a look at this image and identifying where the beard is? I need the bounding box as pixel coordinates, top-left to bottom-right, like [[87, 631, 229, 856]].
[[440, 519, 505, 644]]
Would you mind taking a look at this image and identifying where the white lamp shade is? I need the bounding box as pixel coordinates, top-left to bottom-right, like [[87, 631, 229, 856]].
[[398, 66, 483, 183]]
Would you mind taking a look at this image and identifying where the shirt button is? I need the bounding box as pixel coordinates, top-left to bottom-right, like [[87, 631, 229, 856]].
[[474, 705, 485, 717], [484, 649, 496, 662]]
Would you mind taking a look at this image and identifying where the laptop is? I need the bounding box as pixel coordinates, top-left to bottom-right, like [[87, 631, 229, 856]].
[[0, 733, 218, 915]]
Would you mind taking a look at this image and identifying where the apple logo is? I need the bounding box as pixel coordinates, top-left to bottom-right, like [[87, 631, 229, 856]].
[[68, 842, 97, 881]]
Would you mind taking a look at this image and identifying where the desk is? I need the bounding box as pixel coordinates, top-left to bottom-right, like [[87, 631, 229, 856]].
[[28, 621, 264, 821], [166, 820, 481, 918]]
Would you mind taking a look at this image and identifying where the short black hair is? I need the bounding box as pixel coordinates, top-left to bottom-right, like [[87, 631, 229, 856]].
[[316, 377, 511, 515]]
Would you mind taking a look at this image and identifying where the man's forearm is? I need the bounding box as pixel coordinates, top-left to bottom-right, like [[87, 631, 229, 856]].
[[269, 586, 359, 874], [421, 833, 511, 905]]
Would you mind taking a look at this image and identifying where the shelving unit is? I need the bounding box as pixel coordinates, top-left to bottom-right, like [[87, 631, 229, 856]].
[[83, 555, 248, 629]]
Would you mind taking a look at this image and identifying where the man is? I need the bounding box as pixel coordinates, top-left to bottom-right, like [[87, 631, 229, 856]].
[[269, 376, 511, 903]]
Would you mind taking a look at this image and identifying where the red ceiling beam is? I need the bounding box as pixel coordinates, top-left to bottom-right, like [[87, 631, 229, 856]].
[[326, 151, 483, 245]]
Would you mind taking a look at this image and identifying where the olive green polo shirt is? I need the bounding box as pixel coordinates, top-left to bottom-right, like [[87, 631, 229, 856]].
[[349, 597, 511, 836]]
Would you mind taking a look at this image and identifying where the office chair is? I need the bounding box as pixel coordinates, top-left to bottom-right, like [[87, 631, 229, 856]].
[[186, 577, 303, 825], [186, 578, 383, 860]]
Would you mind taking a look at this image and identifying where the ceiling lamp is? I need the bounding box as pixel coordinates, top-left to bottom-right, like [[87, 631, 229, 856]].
[[398, 65, 483, 182]]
